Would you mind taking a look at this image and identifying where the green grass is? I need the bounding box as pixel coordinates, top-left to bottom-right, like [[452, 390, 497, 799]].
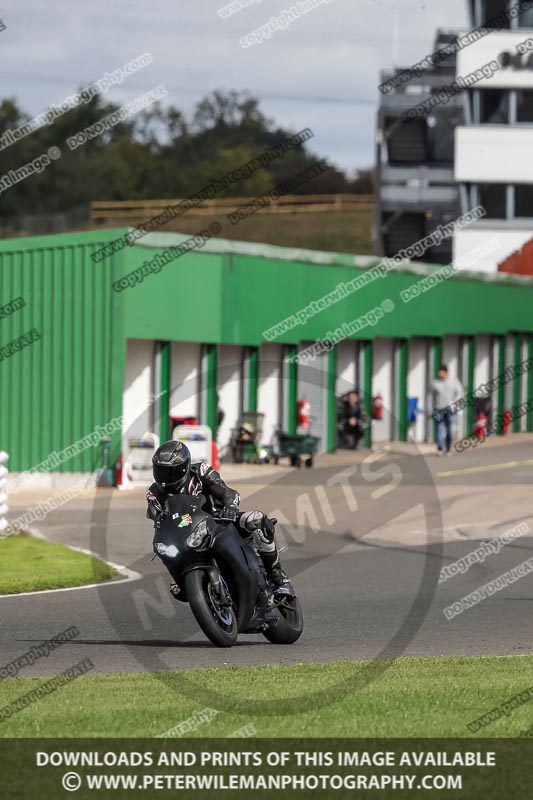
[[0, 536, 116, 594], [91, 208, 374, 255], [2, 654, 533, 738]]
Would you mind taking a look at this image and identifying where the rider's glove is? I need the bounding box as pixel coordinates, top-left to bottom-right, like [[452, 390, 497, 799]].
[[146, 492, 164, 523], [221, 506, 239, 522]]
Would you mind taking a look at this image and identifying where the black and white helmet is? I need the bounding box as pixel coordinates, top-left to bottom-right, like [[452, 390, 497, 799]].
[[152, 440, 191, 493]]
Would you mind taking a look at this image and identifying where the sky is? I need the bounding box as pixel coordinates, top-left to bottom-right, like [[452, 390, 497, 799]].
[[1, 0, 468, 174]]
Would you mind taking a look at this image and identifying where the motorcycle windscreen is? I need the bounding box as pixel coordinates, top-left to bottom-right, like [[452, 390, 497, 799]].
[[166, 492, 206, 518], [154, 493, 210, 554]]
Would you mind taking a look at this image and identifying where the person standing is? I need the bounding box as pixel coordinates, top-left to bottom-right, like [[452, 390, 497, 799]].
[[428, 364, 464, 455]]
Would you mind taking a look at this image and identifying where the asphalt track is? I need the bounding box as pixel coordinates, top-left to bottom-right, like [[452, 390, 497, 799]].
[[2, 439, 533, 677]]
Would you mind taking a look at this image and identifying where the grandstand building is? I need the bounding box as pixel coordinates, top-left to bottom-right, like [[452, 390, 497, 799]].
[[375, 30, 464, 265], [454, 0, 533, 271]]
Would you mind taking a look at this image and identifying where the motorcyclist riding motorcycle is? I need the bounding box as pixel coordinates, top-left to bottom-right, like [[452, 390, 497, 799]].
[[146, 440, 292, 597]]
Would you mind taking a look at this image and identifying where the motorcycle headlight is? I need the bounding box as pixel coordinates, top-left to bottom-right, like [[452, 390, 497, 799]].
[[187, 518, 209, 549], [155, 542, 179, 558]]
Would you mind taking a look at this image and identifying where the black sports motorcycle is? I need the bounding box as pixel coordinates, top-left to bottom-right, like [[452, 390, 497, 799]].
[[152, 493, 304, 648]]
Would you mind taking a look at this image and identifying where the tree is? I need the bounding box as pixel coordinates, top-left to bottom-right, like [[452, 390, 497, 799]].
[[0, 90, 356, 217], [350, 168, 374, 194]]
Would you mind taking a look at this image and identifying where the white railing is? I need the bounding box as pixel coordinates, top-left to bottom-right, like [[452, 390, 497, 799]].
[[0, 451, 8, 532]]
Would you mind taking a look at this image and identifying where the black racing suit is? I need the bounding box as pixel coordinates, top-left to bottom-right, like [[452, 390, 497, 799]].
[[146, 462, 282, 575], [341, 399, 368, 449]]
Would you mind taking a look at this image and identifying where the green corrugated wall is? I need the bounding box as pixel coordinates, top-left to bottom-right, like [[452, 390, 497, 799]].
[[3, 227, 533, 471], [0, 230, 126, 471]]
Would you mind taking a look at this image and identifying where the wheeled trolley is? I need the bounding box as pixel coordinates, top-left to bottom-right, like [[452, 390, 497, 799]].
[[230, 412, 265, 464], [272, 432, 319, 468]]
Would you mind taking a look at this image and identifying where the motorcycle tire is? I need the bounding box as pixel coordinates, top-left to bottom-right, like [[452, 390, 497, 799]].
[[185, 569, 238, 648], [263, 595, 304, 645]]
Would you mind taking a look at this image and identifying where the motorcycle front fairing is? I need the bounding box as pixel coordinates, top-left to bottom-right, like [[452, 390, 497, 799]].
[[209, 524, 268, 631], [153, 494, 215, 588]]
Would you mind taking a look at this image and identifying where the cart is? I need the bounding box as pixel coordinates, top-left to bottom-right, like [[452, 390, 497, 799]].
[[272, 431, 320, 468], [230, 412, 265, 463]]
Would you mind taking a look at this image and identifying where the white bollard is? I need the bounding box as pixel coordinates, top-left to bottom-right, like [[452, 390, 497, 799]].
[[0, 451, 9, 532]]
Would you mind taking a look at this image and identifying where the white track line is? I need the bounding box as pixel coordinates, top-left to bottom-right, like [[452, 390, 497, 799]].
[[0, 540, 143, 599]]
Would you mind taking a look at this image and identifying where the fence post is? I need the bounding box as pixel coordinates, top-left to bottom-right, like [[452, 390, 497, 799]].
[[0, 451, 9, 532]]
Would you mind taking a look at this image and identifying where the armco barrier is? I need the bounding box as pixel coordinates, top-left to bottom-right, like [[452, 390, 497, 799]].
[[0, 451, 9, 532]]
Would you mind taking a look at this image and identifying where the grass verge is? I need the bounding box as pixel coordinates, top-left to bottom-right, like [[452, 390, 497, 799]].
[[1, 654, 533, 738], [91, 208, 374, 255], [0, 536, 116, 594]]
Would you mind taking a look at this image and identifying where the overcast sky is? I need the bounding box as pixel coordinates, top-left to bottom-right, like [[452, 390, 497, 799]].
[[1, 0, 467, 174]]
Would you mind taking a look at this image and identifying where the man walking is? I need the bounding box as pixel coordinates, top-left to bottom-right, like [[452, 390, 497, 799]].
[[428, 364, 464, 455]]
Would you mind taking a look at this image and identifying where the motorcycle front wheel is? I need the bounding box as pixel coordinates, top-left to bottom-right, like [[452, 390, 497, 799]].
[[185, 569, 238, 648], [263, 595, 304, 644]]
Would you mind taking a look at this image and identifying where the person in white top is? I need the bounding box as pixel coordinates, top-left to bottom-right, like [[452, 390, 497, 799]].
[[428, 364, 464, 455]]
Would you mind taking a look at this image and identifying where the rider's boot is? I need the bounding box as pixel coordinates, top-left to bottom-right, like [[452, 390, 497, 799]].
[[260, 548, 293, 595]]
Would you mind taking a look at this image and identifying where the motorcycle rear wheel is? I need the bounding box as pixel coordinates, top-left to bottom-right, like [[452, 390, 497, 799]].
[[263, 595, 304, 644], [185, 570, 238, 648]]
